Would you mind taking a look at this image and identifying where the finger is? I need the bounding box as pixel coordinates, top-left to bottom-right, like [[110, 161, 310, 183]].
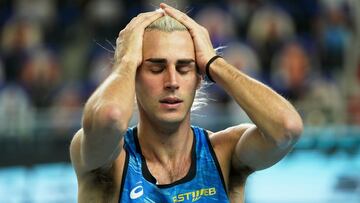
[[137, 11, 165, 28], [128, 11, 164, 30], [159, 3, 197, 29], [134, 11, 164, 24]]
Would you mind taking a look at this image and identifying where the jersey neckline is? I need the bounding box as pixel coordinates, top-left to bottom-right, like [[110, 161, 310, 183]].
[[132, 126, 197, 188]]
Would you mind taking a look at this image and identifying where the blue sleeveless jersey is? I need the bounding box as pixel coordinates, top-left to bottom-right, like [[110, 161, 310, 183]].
[[118, 126, 229, 203]]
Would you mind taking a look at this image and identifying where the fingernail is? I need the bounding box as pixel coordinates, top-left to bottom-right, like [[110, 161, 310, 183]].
[[161, 3, 168, 6], [155, 8, 164, 13]]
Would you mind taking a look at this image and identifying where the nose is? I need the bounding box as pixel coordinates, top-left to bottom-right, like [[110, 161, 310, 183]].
[[164, 66, 179, 91]]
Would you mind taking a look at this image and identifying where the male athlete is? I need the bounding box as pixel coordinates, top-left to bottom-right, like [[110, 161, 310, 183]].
[[70, 3, 303, 203]]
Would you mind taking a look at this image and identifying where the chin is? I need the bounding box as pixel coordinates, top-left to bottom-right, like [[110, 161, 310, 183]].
[[159, 116, 184, 125], [156, 112, 187, 125]]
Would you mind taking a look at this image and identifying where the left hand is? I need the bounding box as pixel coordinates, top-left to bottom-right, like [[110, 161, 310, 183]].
[[160, 3, 216, 73]]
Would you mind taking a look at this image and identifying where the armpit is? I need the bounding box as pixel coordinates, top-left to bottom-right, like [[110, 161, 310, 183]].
[[229, 165, 254, 185], [90, 165, 116, 193]]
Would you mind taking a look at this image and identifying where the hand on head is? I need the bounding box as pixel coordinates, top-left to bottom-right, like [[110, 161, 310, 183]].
[[114, 3, 216, 75], [114, 11, 164, 68], [160, 3, 216, 73]]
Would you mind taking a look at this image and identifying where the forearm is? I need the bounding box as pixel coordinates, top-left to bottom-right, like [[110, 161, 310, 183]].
[[78, 59, 137, 170], [83, 59, 137, 136], [71, 10, 164, 172], [210, 58, 303, 147]]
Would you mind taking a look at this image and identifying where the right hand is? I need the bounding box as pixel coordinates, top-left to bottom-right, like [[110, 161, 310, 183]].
[[114, 11, 164, 68]]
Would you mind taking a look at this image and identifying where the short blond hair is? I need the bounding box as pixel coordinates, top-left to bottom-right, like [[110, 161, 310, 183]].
[[146, 15, 187, 32]]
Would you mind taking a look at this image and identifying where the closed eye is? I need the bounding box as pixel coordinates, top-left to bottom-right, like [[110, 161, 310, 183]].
[[149, 65, 165, 73], [176, 60, 195, 74], [176, 65, 193, 74], [144, 58, 195, 74]]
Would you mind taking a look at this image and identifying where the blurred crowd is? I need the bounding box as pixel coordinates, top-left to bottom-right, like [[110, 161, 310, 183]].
[[0, 0, 359, 137]]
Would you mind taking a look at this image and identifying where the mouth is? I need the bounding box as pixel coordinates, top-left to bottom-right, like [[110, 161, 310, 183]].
[[159, 97, 183, 105]]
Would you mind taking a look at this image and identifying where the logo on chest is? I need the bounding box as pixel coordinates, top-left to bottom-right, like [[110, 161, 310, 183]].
[[130, 181, 144, 199], [173, 187, 217, 202]]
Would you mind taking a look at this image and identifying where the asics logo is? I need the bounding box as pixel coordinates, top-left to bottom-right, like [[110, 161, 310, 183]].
[[130, 181, 144, 199]]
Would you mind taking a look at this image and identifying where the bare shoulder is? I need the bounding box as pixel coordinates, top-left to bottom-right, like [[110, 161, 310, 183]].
[[207, 124, 255, 153], [206, 123, 255, 170], [205, 124, 255, 190]]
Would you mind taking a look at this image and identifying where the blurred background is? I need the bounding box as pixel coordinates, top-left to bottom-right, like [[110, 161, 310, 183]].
[[0, 0, 359, 202]]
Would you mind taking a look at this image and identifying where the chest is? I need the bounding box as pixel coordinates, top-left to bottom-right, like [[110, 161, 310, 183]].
[[118, 127, 230, 202], [146, 157, 192, 185]]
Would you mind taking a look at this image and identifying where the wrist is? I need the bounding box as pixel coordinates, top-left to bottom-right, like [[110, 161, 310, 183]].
[[205, 55, 223, 83], [114, 55, 138, 68], [113, 57, 139, 75]]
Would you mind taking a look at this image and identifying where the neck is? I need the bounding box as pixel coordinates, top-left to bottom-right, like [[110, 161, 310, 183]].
[[137, 115, 193, 165]]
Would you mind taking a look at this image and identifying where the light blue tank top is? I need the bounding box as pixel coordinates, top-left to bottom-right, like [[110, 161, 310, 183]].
[[118, 126, 229, 202]]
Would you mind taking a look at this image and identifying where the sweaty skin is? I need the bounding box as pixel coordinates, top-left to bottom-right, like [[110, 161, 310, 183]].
[[70, 4, 303, 203]]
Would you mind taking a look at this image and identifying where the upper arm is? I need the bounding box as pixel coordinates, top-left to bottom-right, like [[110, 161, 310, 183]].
[[69, 129, 86, 175], [231, 124, 298, 171], [69, 128, 123, 176], [212, 123, 298, 177]]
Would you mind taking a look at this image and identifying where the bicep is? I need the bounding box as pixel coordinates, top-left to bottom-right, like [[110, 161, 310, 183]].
[[232, 125, 295, 171], [69, 128, 123, 176]]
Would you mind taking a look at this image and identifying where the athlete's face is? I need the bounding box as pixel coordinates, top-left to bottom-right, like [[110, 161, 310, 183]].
[[136, 30, 200, 125]]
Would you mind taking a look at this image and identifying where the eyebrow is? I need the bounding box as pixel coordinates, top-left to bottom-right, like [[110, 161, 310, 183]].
[[145, 58, 167, 64], [177, 59, 195, 65], [145, 58, 195, 65]]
